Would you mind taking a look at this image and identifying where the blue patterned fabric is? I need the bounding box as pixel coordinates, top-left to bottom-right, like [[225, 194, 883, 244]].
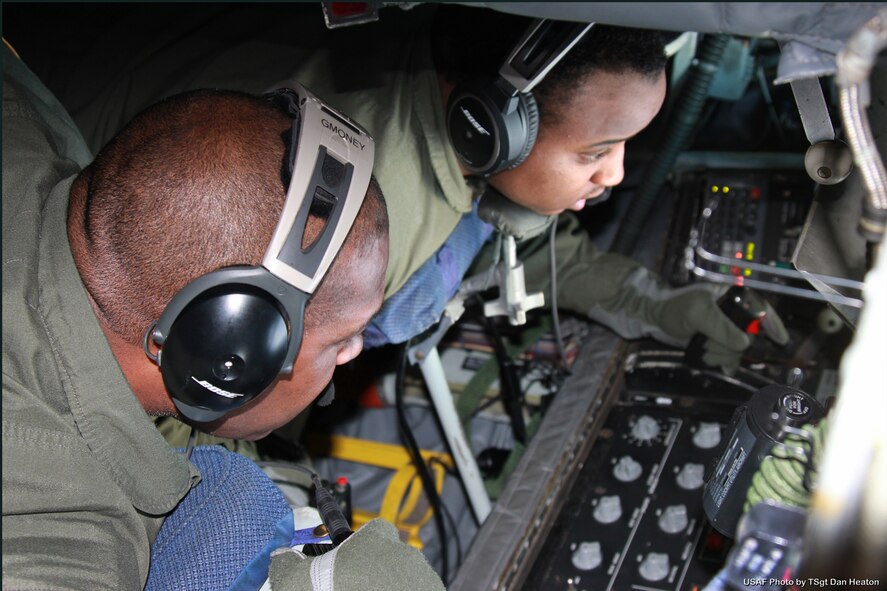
[[145, 446, 290, 591], [364, 208, 494, 347]]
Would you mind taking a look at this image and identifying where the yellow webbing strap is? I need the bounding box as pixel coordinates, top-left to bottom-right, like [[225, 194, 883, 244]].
[[304, 433, 454, 549]]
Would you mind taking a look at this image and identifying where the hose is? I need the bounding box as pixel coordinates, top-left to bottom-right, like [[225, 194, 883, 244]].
[[836, 8, 887, 244], [744, 419, 829, 514]]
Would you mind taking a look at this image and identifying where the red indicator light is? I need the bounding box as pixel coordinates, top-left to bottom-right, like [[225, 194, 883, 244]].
[[751, 187, 761, 200], [337, 476, 349, 487], [746, 318, 762, 335], [735, 251, 743, 259]]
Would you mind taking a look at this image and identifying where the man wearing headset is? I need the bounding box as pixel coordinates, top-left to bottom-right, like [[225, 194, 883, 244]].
[[2, 46, 444, 590]]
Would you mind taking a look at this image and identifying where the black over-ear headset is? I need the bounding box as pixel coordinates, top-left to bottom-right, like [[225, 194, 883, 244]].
[[144, 83, 375, 423], [446, 19, 593, 177]]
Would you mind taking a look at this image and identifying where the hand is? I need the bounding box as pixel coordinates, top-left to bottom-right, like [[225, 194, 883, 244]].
[[585, 266, 789, 375], [269, 518, 445, 591], [656, 283, 789, 374]]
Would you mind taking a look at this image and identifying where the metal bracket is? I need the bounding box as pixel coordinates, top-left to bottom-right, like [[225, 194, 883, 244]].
[[789, 77, 835, 145], [481, 235, 546, 325]]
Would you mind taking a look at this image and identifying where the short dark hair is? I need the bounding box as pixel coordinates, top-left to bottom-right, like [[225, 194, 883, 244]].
[[75, 89, 387, 343], [431, 6, 666, 123]]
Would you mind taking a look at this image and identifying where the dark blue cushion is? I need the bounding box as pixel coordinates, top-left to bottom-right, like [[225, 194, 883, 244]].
[[146, 446, 290, 591]]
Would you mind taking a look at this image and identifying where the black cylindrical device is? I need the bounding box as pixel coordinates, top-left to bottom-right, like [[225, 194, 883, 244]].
[[702, 385, 824, 537]]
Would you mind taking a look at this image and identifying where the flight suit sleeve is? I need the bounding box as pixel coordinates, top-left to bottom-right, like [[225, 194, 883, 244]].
[[2, 380, 151, 591]]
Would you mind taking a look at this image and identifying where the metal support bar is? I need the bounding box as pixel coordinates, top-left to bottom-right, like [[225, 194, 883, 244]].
[[414, 347, 492, 524]]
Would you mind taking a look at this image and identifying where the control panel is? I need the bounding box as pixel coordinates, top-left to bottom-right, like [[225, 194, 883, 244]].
[[523, 403, 733, 591], [667, 169, 813, 292]]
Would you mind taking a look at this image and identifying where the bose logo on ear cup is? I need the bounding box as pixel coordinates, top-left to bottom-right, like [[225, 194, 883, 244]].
[[144, 84, 375, 424], [460, 107, 492, 136], [191, 377, 244, 399]]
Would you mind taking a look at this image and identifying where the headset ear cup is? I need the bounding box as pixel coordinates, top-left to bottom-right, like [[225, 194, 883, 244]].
[[447, 83, 503, 176], [160, 286, 291, 422], [447, 84, 540, 176], [508, 92, 539, 170]]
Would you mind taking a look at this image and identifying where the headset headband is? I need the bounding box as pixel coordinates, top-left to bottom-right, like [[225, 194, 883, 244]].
[[263, 83, 375, 293], [498, 20, 594, 95]]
